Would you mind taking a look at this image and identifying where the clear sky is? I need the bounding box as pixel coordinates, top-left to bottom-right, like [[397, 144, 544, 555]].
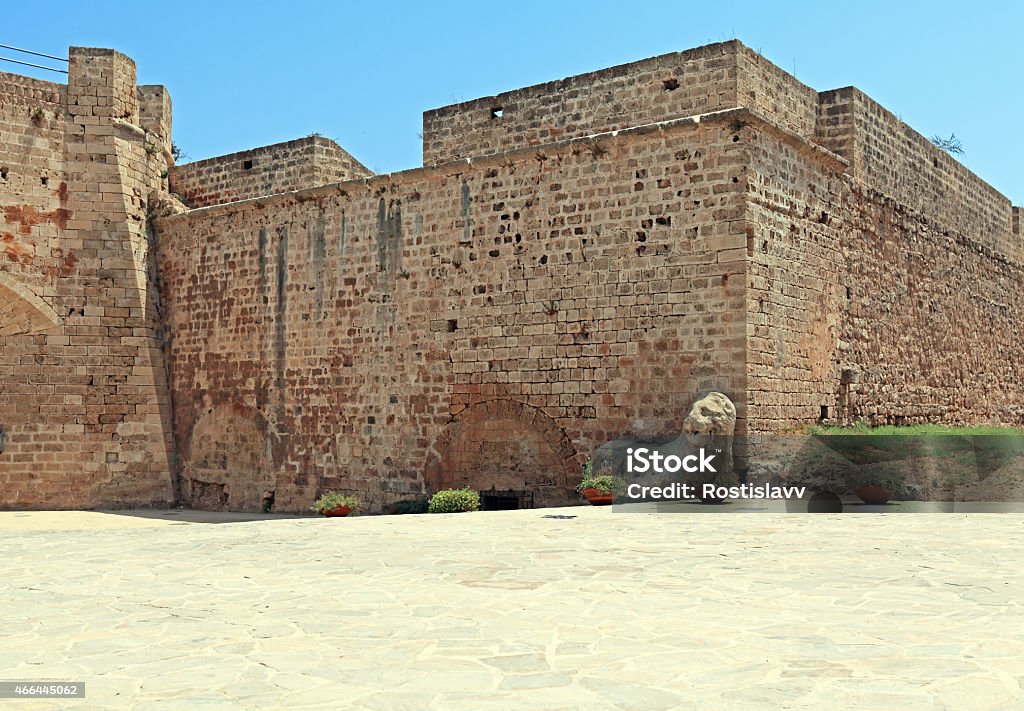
[[4, 1, 1022, 202]]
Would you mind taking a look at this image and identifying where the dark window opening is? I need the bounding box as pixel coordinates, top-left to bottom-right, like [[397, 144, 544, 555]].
[[662, 78, 680, 91], [490, 107, 503, 119], [480, 489, 534, 511], [819, 405, 829, 422], [0, 167, 8, 180], [243, 159, 253, 170], [446, 319, 458, 333], [40, 176, 48, 186]]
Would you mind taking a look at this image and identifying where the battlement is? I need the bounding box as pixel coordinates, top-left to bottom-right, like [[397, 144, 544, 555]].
[[421, 40, 1018, 261], [817, 86, 1016, 259], [169, 135, 373, 208], [422, 40, 818, 165]]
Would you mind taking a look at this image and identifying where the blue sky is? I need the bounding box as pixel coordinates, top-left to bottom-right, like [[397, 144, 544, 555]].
[[4, 1, 1022, 202]]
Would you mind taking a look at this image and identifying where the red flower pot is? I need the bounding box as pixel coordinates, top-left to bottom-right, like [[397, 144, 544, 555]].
[[581, 488, 614, 506], [322, 505, 352, 517], [854, 486, 892, 505]]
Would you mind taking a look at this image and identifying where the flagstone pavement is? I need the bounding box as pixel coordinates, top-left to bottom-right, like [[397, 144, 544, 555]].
[[2, 507, 1023, 710]]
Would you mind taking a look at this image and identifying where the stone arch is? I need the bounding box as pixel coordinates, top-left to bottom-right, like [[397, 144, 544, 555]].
[[0, 274, 62, 337], [183, 404, 276, 511], [425, 399, 578, 508]]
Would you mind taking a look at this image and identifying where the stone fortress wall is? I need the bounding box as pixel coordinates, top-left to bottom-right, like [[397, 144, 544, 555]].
[[1, 40, 1021, 511], [169, 136, 373, 208], [155, 115, 750, 512], [0, 49, 177, 508]]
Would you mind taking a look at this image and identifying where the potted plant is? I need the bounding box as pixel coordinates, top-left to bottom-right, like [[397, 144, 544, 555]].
[[311, 492, 361, 517], [577, 461, 626, 505], [845, 463, 905, 505], [427, 488, 480, 513]]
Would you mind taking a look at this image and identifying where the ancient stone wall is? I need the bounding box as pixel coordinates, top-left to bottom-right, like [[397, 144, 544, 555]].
[[169, 136, 373, 208], [816, 87, 1016, 261], [744, 117, 850, 432], [840, 186, 1024, 426], [3, 40, 1023, 512], [155, 116, 750, 512], [735, 46, 818, 139], [0, 49, 176, 508], [747, 106, 1024, 431], [423, 41, 817, 166]]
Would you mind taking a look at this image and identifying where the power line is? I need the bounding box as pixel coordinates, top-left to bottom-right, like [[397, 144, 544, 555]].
[[0, 43, 67, 62], [0, 55, 68, 73]]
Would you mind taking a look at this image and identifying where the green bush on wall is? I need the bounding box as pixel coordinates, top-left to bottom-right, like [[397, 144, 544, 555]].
[[427, 488, 480, 513]]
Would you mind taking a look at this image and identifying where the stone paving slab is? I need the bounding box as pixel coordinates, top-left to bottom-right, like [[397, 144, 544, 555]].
[[1, 508, 1023, 709]]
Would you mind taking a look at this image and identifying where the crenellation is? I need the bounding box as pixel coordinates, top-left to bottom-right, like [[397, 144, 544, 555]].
[[138, 85, 172, 149]]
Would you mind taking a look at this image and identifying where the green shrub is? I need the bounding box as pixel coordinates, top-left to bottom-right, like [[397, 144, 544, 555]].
[[427, 488, 480, 513], [391, 497, 429, 515]]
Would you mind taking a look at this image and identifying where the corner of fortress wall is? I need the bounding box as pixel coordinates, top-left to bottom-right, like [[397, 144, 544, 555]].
[[0, 48, 177, 508], [149, 40, 1024, 512]]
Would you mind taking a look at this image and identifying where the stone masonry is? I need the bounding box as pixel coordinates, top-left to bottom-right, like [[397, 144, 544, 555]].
[[1, 40, 1021, 512], [0, 49, 175, 508]]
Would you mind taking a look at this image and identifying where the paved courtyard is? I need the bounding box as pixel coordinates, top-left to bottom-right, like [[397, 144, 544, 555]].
[[2, 507, 1024, 710]]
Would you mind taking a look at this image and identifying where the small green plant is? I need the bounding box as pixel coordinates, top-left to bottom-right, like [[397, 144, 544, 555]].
[[169, 192, 192, 208], [577, 461, 626, 495], [310, 491, 361, 514], [391, 497, 429, 514], [427, 488, 480, 513], [171, 143, 187, 162], [144, 142, 159, 156], [30, 107, 44, 124], [930, 133, 964, 155], [160, 169, 169, 179]]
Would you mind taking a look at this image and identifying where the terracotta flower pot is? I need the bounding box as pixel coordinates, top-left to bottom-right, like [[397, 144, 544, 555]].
[[322, 505, 352, 517], [854, 485, 893, 505], [581, 488, 614, 506]]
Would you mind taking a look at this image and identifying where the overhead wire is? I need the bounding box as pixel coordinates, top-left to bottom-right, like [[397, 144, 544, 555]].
[[0, 43, 68, 74]]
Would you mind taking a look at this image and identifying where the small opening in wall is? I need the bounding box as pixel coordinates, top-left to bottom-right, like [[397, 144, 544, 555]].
[[490, 107, 503, 119], [40, 176, 48, 187], [243, 159, 253, 170], [662, 78, 680, 91], [819, 405, 829, 422], [447, 319, 458, 333], [0, 167, 8, 180], [846, 286, 852, 299]]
